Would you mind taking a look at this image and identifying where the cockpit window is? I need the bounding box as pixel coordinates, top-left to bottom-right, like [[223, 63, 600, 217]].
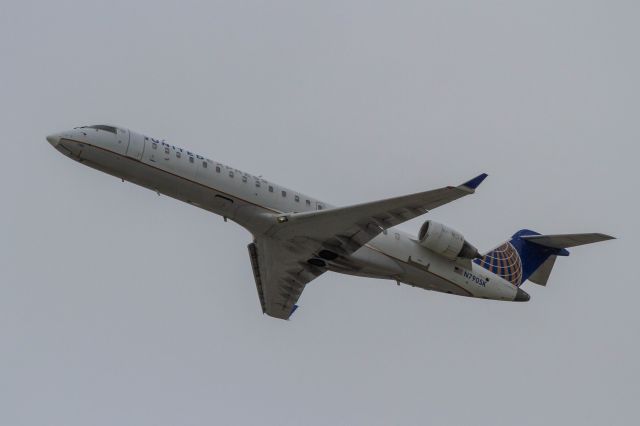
[[77, 125, 118, 134]]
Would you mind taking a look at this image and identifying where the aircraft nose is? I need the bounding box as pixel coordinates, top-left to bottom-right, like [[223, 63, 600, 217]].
[[46, 133, 61, 147], [514, 287, 530, 302]]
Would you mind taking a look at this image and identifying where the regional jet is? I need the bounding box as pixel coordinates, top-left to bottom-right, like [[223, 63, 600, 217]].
[[46, 125, 614, 319]]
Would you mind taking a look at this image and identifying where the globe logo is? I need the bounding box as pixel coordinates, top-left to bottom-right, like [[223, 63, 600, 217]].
[[475, 242, 523, 286]]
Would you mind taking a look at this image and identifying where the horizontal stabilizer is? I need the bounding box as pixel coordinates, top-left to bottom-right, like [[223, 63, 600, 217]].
[[521, 233, 615, 249], [528, 255, 557, 286]]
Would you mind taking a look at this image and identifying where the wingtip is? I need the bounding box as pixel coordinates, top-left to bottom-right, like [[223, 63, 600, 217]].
[[460, 173, 488, 191]]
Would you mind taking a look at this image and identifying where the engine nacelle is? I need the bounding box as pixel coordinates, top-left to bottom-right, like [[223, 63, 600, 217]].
[[417, 220, 480, 260]]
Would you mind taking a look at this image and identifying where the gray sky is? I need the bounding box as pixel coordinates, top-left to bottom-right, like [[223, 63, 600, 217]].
[[2, 1, 638, 425]]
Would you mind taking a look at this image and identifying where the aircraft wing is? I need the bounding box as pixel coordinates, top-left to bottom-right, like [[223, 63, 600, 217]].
[[249, 173, 487, 319], [248, 238, 325, 320], [265, 173, 487, 246]]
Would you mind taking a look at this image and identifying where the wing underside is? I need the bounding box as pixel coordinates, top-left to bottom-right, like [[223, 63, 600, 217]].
[[248, 239, 324, 319], [247, 174, 487, 319]]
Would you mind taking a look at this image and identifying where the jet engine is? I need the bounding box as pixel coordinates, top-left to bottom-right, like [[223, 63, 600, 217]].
[[417, 220, 480, 260]]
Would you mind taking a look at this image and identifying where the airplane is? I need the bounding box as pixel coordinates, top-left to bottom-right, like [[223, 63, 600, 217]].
[[46, 125, 615, 320]]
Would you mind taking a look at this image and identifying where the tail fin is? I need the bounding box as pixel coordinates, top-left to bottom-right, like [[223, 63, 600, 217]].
[[474, 230, 614, 287]]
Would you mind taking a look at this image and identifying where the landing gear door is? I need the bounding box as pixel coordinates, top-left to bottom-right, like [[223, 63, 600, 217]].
[[126, 130, 145, 160]]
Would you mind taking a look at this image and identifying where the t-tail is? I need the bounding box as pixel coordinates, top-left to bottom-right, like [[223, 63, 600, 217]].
[[474, 230, 615, 294]]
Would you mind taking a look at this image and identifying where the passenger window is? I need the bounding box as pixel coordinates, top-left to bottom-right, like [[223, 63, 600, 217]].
[[202, 161, 207, 168], [152, 143, 157, 150], [255, 181, 261, 188], [189, 156, 194, 163], [317, 204, 323, 210], [216, 166, 221, 173], [164, 147, 170, 154], [176, 151, 181, 158], [306, 200, 311, 206], [281, 190, 287, 197], [229, 171, 234, 178], [294, 195, 300, 202], [268, 185, 274, 192], [242, 176, 247, 183]]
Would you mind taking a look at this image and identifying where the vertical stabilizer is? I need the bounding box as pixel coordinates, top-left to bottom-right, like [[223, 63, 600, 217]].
[[475, 230, 613, 287]]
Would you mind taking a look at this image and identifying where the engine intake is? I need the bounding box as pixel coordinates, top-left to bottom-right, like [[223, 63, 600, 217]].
[[418, 221, 480, 260]]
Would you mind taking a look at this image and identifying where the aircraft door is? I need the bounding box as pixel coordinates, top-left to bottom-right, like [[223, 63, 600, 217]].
[[126, 130, 145, 160]]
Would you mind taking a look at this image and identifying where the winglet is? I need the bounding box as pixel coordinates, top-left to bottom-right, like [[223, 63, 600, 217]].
[[460, 173, 488, 191], [289, 304, 299, 318]]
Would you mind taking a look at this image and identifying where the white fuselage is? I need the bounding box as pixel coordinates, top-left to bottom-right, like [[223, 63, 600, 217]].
[[47, 126, 520, 302]]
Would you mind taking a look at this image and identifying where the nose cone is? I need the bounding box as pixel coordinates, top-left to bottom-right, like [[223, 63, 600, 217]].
[[515, 287, 530, 302], [46, 133, 61, 147]]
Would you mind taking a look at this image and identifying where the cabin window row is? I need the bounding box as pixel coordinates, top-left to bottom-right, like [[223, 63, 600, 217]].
[[150, 142, 322, 208], [151, 143, 211, 164]]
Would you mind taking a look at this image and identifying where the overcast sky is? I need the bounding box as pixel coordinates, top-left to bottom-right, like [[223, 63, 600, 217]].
[[2, 1, 638, 425]]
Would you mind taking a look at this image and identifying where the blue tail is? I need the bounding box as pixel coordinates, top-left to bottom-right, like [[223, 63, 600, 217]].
[[474, 230, 569, 287]]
